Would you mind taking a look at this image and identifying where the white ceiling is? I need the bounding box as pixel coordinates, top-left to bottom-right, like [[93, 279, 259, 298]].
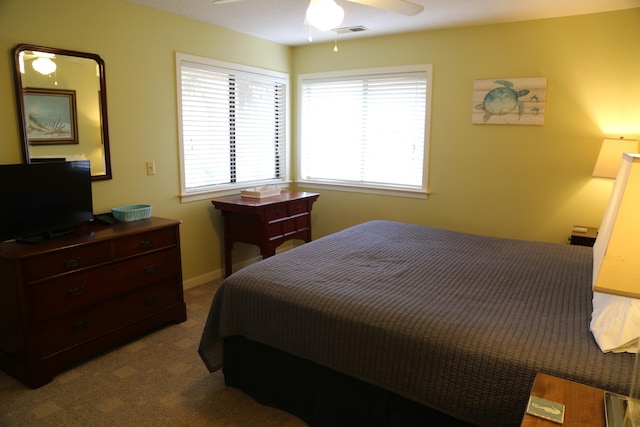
[[122, 0, 639, 46]]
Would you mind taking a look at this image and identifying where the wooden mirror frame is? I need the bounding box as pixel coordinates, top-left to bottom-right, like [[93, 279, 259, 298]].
[[12, 44, 112, 181]]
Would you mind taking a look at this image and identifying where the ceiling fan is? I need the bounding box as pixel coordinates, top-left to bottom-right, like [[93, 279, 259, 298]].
[[211, 0, 424, 32], [18, 51, 58, 75], [211, 0, 423, 15]]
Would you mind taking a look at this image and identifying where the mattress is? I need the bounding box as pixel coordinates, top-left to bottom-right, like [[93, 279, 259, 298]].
[[199, 220, 634, 426]]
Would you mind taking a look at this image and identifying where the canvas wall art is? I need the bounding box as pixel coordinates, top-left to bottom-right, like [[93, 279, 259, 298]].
[[23, 88, 78, 144], [472, 77, 547, 125]]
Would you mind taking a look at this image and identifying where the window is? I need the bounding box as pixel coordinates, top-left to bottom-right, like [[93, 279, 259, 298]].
[[298, 65, 431, 197], [176, 53, 289, 202]]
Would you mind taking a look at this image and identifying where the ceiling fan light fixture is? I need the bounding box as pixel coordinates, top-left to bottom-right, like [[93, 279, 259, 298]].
[[306, 0, 344, 32]]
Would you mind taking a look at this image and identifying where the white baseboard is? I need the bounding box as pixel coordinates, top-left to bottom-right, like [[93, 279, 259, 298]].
[[182, 255, 262, 290], [183, 243, 296, 290], [183, 271, 222, 290]]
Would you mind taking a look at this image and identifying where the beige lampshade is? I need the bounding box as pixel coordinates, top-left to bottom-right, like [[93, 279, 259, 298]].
[[592, 138, 638, 178], [593, 153, 640, 297]]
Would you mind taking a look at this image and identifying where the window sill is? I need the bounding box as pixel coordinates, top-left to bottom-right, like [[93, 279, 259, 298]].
[[295, 180, 429, 199], [180, 181, 292, 203]]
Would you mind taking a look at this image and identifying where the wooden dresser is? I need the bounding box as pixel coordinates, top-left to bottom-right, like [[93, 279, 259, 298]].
[[0, 217, 186, 388]]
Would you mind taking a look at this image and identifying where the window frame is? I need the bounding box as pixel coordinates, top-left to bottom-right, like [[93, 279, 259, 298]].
[[296, 65, 432, 199], [176, 53, 290, 203]]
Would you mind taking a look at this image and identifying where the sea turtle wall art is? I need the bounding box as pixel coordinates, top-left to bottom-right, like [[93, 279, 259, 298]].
[[472, 77, 547, 125]]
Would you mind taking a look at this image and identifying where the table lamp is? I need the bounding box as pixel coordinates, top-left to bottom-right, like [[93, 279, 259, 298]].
[[592, 153, 640, 426], [593, 138, 639, 179]]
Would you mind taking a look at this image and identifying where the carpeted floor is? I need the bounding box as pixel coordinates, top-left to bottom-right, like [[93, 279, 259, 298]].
[[0, 280, 307, 427]]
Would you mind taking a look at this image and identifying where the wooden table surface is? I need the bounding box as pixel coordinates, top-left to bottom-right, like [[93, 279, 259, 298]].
[[521, 373, 605, 427]]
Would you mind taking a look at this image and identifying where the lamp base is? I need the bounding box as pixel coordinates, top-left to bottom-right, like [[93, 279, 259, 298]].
[[605, 392, 640, 427]]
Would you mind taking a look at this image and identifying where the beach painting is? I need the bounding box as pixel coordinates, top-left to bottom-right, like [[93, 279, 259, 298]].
[[472, 77, 547, 125]]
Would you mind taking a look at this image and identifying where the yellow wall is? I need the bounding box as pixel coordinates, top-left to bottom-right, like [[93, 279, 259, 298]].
[[0, 0, 638, 285], [292, 8, 640, 243], [0, 0, 290, 287]]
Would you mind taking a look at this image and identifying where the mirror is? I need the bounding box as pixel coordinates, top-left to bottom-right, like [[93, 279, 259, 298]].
[[12, 44, 112, 180]]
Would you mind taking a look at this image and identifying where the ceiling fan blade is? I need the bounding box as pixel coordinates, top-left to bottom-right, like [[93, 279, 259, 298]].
[[211, 0, 244, 4], [347, 0, 423, 16]]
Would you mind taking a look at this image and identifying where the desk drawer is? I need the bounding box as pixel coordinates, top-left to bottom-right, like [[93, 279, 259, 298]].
[[34, 278, 181, 358], [267, 214, 310, 239], [113, 226, 177, 260], [265, 201, 310, 222], [21, 241, 112, 284], [30, 248, 181, 321], [287, 200, 309, 216], [265, 205, 288, 221]]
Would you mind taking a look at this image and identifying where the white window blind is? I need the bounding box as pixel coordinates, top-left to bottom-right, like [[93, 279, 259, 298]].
[[299, 67, 430, 194], [177, 55, 287, 198]]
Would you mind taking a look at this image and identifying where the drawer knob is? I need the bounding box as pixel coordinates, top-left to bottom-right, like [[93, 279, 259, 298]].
[[67, 286, 86, 298], [64, 257, 81, 270], [140, 239, 155, 250], [143, 264, 158, 274], [71, 320, 88, 331]]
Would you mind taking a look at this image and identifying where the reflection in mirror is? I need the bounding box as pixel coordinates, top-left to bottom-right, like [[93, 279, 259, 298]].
[[12, 44, 112, 180]]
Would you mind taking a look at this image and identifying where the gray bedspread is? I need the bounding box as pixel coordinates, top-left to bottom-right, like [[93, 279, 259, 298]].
[[199, 220, 634, 426]]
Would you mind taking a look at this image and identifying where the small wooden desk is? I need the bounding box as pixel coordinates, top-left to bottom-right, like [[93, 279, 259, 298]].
[[521, 373, 605, 427], [212, 191, 319, 277]]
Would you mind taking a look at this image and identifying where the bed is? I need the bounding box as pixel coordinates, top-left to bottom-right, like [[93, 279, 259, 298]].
[[199, 220, 635, 426]]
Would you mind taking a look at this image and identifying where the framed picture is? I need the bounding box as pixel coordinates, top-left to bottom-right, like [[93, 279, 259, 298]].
[[472, 77, 547, 125], [23, 88, 78, 144]]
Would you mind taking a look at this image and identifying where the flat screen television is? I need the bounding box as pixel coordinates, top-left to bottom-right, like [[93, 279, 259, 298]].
[[0, 160, 94, 243]]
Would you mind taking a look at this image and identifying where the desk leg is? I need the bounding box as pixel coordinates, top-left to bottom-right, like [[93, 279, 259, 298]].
[[303, 226, 312, 243], [224, 241, 233, 277], [260, 245, 276, 259]]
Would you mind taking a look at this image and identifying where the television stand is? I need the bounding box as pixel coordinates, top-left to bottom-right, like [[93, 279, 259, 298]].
[[0, 217, 186, 388]]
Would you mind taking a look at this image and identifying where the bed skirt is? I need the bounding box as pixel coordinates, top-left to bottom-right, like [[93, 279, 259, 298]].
[[223, 336, 476, 427]]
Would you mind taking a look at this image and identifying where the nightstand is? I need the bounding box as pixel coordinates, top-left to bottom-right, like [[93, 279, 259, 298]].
[[569, 225, 598, 247], [521, 373, 604, 427]]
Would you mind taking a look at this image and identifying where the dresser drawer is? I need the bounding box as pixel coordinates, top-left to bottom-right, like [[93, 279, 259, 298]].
[[30, 266, 115, 322], [30, 248, 182, 321], [111, 248, 181, 290], [113, 226, 177, 260], [21, 241, 112, 284], [34, 278, 182, 358]]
